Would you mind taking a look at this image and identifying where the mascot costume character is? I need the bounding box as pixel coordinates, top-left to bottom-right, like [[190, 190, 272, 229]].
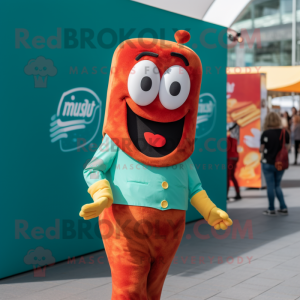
[[80, 30, 233, 300]]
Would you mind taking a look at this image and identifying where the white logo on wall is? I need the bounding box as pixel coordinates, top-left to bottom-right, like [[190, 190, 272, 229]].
[[227, 82, 235, 99], [24, 246, 55, 277], [24, 56, 57, 88], [50, 87, 101, 152], [195, 93, 217, 139]]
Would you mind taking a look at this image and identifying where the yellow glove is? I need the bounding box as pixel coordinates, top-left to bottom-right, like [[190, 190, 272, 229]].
[[190, 190, 233, 230], [79, 179, 113, 220], [207, 207, 233, 230]]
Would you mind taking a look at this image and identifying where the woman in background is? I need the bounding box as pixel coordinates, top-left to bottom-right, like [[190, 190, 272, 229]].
[[282, 111, 291, 153], [282, 111, 291, 131], [291, 115, 300, 165], [290, 108, 298, 148], [260, 112, 289, 216]]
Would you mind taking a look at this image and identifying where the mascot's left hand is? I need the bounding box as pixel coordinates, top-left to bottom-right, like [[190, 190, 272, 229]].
[[207, 207, 233, 230], [190, 190, 233, 231]]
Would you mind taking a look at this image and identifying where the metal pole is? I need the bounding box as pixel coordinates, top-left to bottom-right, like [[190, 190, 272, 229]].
[[292, 0, 297, 111], [292, 0, 296, 66]]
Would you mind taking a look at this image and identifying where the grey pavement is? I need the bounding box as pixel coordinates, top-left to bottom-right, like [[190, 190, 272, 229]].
[[1, 165, 300, 300]]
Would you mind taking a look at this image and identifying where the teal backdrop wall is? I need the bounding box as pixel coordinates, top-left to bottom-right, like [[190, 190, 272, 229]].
[[0, 0, 227, 279]]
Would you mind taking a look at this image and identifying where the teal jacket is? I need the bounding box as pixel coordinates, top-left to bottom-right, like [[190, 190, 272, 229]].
[[83, 134, 203, 211]]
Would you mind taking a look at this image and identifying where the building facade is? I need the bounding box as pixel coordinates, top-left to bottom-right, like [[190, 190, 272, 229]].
[[229, 0, 300, 67]]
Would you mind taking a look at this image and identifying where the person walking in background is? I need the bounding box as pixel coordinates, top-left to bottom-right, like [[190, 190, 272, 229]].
[[260, 112, 290, 216], [282, 111, 291, 131], [291, 107, 298, 118], [291, 115, 300, 165], [227, 124, 241, 201], [290, 108, 297, 152], [282, 111, 291, 153]]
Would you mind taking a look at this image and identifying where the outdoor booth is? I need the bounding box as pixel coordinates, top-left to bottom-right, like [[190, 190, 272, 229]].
[[227, 66, 300, 189], [1, 0, 228, 279]]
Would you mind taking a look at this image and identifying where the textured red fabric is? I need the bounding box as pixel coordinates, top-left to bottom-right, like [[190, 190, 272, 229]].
[[103, 37, 202, 167], [227, 136, 239, 159], [174, 30, 191, 44], [99, 204, 186, 300]]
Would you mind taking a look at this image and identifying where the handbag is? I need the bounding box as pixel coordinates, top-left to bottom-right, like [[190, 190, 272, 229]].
[[274, 129, 289, 171]]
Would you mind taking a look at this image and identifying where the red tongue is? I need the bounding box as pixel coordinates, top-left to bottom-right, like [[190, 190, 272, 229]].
[[144, 132, 166, 148]]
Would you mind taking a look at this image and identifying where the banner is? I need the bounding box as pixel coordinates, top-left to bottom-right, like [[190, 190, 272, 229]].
[[0, 0, 227, 278], [227, 74, 267, 188]]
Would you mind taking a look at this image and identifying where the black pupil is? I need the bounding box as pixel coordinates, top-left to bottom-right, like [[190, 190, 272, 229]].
[[169, 81, 181, 96], [141, 76, 152, 92]]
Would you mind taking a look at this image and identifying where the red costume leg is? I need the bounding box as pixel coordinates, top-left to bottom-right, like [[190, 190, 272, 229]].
[[99, 204, 185, 300], [146, 212, 185, 300]]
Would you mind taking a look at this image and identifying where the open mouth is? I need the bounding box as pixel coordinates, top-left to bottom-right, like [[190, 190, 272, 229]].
[[127, 104, 185, 157]]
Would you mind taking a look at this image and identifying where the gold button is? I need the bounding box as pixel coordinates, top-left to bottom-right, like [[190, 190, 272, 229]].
[[162, 181, 169, 189], [161, 200, 168, 209]]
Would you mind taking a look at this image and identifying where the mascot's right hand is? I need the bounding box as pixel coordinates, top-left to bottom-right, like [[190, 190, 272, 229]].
[[79, 179, 113, 220]]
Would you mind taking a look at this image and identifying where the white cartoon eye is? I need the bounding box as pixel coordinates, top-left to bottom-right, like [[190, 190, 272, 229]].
[[159, 65, 190, 110], [128, 60, 160, 106]]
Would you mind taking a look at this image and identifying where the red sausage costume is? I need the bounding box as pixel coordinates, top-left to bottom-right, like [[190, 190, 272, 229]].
[[80, 30, 232, 300]]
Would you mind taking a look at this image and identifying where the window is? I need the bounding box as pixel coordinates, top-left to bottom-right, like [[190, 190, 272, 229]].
[[254, 41, 281, 65], [229, 0, 296, 66], [254, 0, 280, 27], [281, 40, 292, 65], [281, 0, 293, 24], [236, 6, 252, 22], [254, 0, 280, 18], [282, 0, 293, 13], [227, 48, 237, 67], [232, 6, 253, 31]]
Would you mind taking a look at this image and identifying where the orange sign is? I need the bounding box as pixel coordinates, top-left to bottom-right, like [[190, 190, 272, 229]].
[[227, 74, 266, 188]]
